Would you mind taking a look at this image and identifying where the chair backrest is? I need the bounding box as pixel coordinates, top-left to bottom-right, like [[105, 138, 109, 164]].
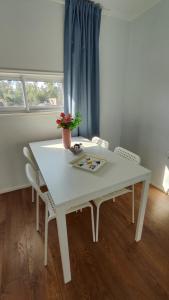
[[92, 136, 109, 149], [114, 147, 141, 164], [23, 146, 37, 169], [25, 163, 46, 203]]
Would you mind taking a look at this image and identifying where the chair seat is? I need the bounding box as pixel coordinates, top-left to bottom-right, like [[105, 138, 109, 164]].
[[45, 192, 93, 221], [43, 192, 56, 220], [38, 170, 45, 187], [93, 188, 132, 207], [67, 201, 92, 214]]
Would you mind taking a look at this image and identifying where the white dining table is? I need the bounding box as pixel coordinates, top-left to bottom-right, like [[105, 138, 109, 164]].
[[29, 137, 151, 284]]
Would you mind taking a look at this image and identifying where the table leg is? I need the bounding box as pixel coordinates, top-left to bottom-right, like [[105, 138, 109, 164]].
[[56, 208, 71, 283], [135, 178, 150, 241]]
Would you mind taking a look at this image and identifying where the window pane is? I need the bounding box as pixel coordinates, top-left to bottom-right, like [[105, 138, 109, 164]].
[[25, 80, 64, 109], [0, 80, 25, 108]]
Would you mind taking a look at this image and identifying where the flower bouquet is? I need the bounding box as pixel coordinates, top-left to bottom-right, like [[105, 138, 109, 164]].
[[56, 112, 81, 148]]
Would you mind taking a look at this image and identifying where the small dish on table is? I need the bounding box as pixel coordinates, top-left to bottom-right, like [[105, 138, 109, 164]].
[[69, 143, 83, 155]]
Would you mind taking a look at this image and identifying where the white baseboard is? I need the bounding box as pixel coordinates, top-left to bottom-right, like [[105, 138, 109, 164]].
[[0, 184, 31, 195]]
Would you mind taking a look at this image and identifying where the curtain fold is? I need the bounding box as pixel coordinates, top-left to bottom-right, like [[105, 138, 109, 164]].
[[64, 0, 101, 138]]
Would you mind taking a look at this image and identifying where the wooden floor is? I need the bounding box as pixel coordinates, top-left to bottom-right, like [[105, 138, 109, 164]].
[[0, 185, 169, 300]]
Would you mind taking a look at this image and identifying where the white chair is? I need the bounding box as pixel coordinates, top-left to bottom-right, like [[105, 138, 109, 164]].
[[93, 146, 141, 242], [25, 163, 95, 266], [23, 146, 46, 231], [92, 136, 109, 149], [74, 138, 108, 218], [23, 146, 45, 202]]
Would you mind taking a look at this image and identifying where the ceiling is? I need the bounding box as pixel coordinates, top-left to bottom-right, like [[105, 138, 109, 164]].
[[97, 0, 161, 20], [51, 0, 161, 21]]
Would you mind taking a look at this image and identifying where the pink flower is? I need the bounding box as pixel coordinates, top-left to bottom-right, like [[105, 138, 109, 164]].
[[56, 119, 61, 124], [60, 112, 65, 118], [64, 114, 72, 123], [63, 118, 70, 124]]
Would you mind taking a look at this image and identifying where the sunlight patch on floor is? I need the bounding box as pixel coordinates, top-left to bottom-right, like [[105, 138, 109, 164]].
[[162, 165, 169, 193]]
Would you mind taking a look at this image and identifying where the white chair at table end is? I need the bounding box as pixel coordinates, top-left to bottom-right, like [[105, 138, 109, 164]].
[[25, 163, 96, 266], [92, 136, 109, 149], [93, 146, 141, 242], [23, 146, 45, 202], [114, 147, 141, 164], [74, 136, 108, 217]]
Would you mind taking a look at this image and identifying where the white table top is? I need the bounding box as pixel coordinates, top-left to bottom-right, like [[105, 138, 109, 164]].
[[29, 137, 151, 208]]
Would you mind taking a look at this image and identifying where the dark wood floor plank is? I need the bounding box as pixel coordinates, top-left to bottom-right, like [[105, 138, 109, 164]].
[[0, 184, 169, 300], [0, 191, 31, 300]]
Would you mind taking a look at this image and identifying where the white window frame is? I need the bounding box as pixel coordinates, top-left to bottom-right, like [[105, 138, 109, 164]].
[[0, 69, 64, 114]]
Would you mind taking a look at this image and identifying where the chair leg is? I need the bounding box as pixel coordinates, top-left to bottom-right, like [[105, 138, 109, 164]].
[[44, 205, 49, 266], [36, 192, 39, 231], [90, 206, 95, 242], [32, 186, 34, 203], [95, 204, 100, 242], [132, 185, 135, 223], [113, 197, 115, 202]]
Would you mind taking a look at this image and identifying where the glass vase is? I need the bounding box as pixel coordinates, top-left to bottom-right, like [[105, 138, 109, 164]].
[[62, 128, 71, 149]]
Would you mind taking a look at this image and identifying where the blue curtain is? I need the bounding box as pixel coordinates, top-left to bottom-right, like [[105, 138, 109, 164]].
[[64, 0, 102, 138]]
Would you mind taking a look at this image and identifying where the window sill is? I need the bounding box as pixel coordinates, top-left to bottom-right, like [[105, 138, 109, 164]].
[[0, 109, 63, 117]]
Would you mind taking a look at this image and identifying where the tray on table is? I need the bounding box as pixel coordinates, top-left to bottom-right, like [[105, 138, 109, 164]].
[[70, 153, 107, 173]]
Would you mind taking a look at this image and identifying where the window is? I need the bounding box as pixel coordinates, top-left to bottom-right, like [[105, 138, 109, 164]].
[[0, 79, 25, 108], [0, 71, 64, 113]]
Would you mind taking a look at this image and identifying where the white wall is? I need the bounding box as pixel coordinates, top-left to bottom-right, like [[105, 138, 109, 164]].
[[0, 112, 62, 193], [0, 0, 64, 193], [0, 0, 64, 71], [100, 16, 129, 149], [121, 0, 169, 190], [0, 0, 129, 193]]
